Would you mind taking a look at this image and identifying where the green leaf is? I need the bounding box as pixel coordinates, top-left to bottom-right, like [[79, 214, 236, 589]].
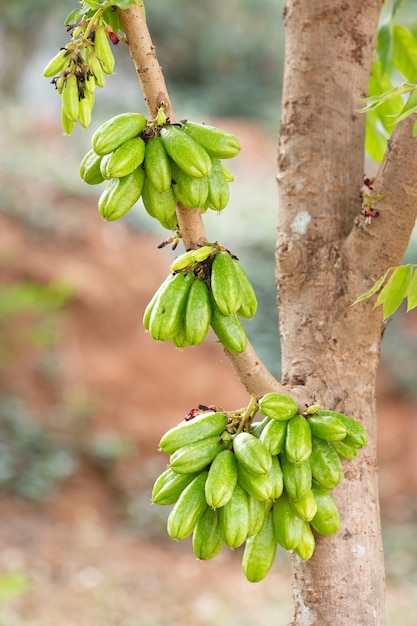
[[352, 268, 392, 305], [377, 23, 394, 75], [102, 7, 122, 33], [394, 88, 417, 124], [393, 25, 417, 82], [365, 111, 388, 163], [375, 265, 413, 318], [65, 9, 83, 25], [407, 269, 417, 311], [112, 0, 139, 8], [358, 83, 414, 113], [368, 62, 403, 132]]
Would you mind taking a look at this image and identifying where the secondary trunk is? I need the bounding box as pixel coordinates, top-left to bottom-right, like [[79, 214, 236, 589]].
[[277, 1, 385, 624]]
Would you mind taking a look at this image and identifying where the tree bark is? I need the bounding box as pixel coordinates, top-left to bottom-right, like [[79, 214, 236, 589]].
[[277, 1, 417, 624]]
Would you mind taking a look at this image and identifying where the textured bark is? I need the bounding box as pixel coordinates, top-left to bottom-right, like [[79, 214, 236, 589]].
[[277, 1, 417, 624]]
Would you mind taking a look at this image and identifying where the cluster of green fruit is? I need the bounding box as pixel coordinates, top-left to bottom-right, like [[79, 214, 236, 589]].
[[143, 244, 257, 352], [152, 393, 367, 582], [43, 20, 118, 133], [79, 110, 240, 227]]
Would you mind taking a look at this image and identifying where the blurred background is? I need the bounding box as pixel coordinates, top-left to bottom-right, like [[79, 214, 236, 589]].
[[0, 1, 416, 624]]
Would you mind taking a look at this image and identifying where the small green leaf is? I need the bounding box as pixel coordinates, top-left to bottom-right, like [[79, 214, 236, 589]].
[[407, 269, 417, 311], [368, 61, 404, 132], [377, 23, 394, 75], [375, 265, 413, 318], [393, 25, 417, 83], [365, 111, 388, 163], [65, 9, 82, 25], [358, 83, 414, 113], [352, 269, 392, 305], [395, 88, 417, 124]]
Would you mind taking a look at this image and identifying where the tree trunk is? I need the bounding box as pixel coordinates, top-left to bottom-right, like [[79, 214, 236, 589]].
[[277, 1, 417, 624]]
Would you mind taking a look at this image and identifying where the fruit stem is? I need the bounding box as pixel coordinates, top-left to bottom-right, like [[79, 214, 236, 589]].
[[235, 394, 258, 434]]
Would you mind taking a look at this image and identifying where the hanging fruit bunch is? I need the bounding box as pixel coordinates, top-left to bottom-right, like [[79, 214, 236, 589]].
[[143, 243, 257, 352], [152, 394, 368, 582], [79, 108, 240, 226], [42, 1, 134, 134]]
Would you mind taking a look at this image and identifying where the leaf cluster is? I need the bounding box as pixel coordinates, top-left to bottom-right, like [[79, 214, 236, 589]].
[[363, 2, 417, 162], [353, 264, 417, 319]]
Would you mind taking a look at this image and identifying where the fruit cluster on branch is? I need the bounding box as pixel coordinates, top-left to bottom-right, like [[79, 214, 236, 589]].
[[152, 395, 367, 582]]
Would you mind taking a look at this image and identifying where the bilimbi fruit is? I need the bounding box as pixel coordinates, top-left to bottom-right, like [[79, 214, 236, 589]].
[[151, 395, 367, 582], [79, 112, 241, 227], [143, 244, 257, 353]]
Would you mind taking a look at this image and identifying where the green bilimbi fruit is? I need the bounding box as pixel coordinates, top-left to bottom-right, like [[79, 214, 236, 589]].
[[167, 471, 208, 540], [61, 109, 76, 135], [78, 96, 92, 129], [210, 251, 241, 315], [250, 417, 271, 439], [144, 137, 172, 192], [92, 113, 147, 155], [205, 449, 238, 508], [143, 274, 176, 331], [88, 51, 106, 88], [192, 245, 216, 262], [242, 510, 277, 583], [331, 439, 358, 460], [141, 177, 177, 230], [258, 392, 299, 422], [159, 411, 227, 455], [285, 414, 312, 464], [206, 158, 230, 211], [307, 414, 348, 442], [151, 468, 199, 505], [172, 321, 189, 349], [148, 271, 194, 342], [94, 25, 115, 74], [100, 137, 146, 179], [289, 489, 317, 522], [80, 149, 105, 185], [309, 436, 344, 491], [269, 455, 284, 500], [232, 259, 258, 319], [219, 482, 249, 549], [315, 410, 367, 448], [222, 164, 235, 182], [272, 491, 304, 550], [280, 452, 312, 501], [160, 125, 212, 178], [98, 167, 146, 221], [210, 300, 248, 354], [192, 506, 224, 560], [171, 161, 209, 209], [43, 47, 70, 78], [184, 279, 212, 345], [237, 460, 274, 502], [62, 74, 79, 122], [169, 436, 225, 474], [181, 121, 241, 159], [311, 481, 340, 535], [248, 497, 267, 536], [294, 521, 315, 561], [233, 432, 272, 475], [259, 419, 287, 456], [170, 251, 195, 272]]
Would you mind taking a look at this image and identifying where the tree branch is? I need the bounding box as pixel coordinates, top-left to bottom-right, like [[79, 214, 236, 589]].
[[344, 114, 417, 291], [118, 5, 287, 400]]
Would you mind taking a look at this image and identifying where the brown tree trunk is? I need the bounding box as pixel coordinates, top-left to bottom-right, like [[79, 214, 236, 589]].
[[277, 1, 417, 624]]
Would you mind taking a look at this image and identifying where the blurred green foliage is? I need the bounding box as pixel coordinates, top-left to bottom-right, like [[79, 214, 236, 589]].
[[0, 280, 73, 366], [0, 396, 78, 500]]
